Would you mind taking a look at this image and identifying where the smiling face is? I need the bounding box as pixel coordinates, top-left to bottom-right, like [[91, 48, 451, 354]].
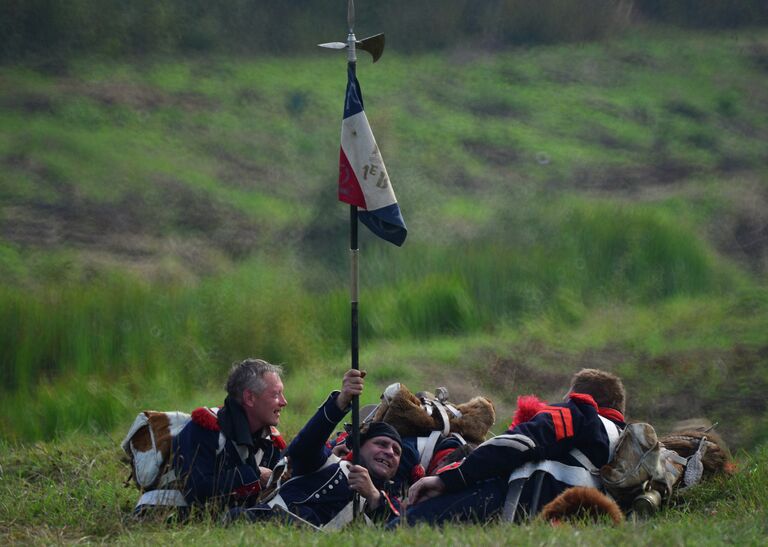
[[242, 372, 287, 433], [358, 436, 402, 482]]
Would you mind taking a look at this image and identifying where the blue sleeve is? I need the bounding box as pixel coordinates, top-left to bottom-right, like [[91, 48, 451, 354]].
[[287, 391, 349, 476]]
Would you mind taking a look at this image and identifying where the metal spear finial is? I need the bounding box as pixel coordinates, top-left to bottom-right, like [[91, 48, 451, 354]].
[[318, 0, 385, 63]]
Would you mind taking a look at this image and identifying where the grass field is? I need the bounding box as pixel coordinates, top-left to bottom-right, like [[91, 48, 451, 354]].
[[1, 434, 766, 544]]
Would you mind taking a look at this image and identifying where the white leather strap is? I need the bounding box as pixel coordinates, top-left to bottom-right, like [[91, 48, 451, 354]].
[[417, 430, 443, 470], [430, 401, 452, 435], [135, 489, 188, 508], [508, 459, 602, 490], [569, 448, 599, 474], [599, 415, 622, 459]]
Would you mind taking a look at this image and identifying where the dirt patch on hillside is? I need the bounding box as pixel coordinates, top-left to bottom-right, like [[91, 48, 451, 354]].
[[0, 157, 270, 278], [565, 160, 698, 193], [59, 81, 218, 113], [462, 139, 520, 166]]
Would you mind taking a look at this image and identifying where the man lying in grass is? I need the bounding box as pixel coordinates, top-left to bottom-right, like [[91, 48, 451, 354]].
[[393, 368, 626, 526], [164, 359, 288, 512], [228, 369, 402, 528]]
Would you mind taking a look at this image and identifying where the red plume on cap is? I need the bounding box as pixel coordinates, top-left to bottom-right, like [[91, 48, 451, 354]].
[[509, 395, 546, 429]]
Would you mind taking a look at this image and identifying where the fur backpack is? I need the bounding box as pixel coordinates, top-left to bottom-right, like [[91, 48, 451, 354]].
[[539, 422, 732, 525], [600, 421, 733, 511], [121, 411, 191, 491], [369, 383, 495, 444]]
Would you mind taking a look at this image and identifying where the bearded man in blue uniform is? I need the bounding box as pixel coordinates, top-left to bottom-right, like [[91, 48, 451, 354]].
[[230, 369, 402, 528], [172, 358, 288, 509], [393, 368, 626, 526]]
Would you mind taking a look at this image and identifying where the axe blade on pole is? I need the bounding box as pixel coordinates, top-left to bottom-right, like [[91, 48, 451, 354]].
[[317, 33, 385, 63]]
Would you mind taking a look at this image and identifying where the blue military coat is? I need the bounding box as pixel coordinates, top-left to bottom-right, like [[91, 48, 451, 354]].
[[172, 399, 284, 506], [393, 394, 624, 526], [243, 391, 400, 527]]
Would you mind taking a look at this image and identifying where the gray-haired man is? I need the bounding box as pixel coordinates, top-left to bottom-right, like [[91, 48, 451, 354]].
[[172, 358, 288, 508]]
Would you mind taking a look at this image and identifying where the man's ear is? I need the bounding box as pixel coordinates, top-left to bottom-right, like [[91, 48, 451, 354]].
[[241, 389, 254, 408]]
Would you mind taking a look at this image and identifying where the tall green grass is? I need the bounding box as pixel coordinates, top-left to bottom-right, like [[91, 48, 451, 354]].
[[349, 200, 732, 333], [0, 201, 740, 440]]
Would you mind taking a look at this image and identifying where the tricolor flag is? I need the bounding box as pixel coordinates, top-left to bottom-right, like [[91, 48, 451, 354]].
[[339, 65, 407, 246]]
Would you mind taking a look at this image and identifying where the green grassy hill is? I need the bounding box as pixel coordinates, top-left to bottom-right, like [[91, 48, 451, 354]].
[[3, 28, 768, 280]]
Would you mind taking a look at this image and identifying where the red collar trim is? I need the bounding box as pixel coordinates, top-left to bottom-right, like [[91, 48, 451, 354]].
[[568, 392, 598, 408], [190, 408, 288, 448], [597, 407, 624, 423], [569, 393, 624, 423]]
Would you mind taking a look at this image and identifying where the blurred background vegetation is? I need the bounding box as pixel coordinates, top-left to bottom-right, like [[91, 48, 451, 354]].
[[2, 0, 768, 61], [1, 1, 767, 450]]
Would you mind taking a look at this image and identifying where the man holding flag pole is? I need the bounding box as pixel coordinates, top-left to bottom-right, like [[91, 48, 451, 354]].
[[226, 1, 407, 529], [323, 0, 407, 519]]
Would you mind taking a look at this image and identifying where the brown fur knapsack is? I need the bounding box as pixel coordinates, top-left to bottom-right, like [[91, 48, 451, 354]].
[[369, 383, 495, 444]]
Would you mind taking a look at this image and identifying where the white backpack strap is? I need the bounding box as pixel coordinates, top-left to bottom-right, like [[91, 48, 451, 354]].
[[508, 460, 602, 490], [599, 415, 622, 460], [450, 432, 467, 445], [569, 449, 599, 474], [156, 469, 179, 489], [430, 400, 452, 435], [417, 430, 443, 470], [267, 492, 288, 510], [135, 489, 188, 508], [131, 446, 164, 489], [567, 417, 622, 477], [338, 459, 355, 479], [445, 403, 463, 419]]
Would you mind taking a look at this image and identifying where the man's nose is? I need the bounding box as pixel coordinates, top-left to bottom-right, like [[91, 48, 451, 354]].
[[279, 394, 287, 407]]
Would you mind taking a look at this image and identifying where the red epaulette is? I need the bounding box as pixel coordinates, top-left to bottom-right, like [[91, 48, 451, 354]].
[[191, 407, 220, 431], [269, 426, 287, 450], [507, 395, 575, 441], [536, 405, 574, 441]]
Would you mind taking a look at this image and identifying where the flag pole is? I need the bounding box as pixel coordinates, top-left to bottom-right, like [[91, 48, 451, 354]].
[[346, 0, 362, 520], [319, 1, 400, 518]]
